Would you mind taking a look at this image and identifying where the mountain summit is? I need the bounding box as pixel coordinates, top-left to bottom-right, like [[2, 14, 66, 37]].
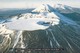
[[32, 4, 74, 13], [32, 4, 54, 12]]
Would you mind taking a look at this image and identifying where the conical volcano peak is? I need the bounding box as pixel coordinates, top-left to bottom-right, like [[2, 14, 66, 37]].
[[32, 4, 53, 13]]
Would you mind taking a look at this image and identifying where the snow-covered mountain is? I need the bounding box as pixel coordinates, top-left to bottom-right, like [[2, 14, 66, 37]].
[[32, 4, 76, 13], [1, 4, 79, 31], [0, 4, 60, 52], [32, 4, 54, 12], [54, 4, 74, 13], [0, 4, 80, 53]]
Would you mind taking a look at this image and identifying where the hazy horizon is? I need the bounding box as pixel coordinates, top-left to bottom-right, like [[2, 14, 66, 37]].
[[0, 0, 80, 9]]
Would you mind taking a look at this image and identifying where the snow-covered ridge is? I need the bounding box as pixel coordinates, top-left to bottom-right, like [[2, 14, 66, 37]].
[[0, 4, 78, 31], [54, 4, 74, 13], [0, 4, 60, 50], [5, 12, 60, 31], [32, 4, 75, 13], [4, 4, 60, 31], [32, 4, 54, 12], [3, 4, 60, 31], [0, 24, 14, 52]]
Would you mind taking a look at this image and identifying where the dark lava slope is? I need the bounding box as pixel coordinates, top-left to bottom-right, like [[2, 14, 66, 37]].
[[13, 21, 80, 53]]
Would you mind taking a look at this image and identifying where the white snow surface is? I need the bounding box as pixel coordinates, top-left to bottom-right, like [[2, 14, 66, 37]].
[[32, 4, 51, 12], [5, 11, 60, 31], [5, 17, 59, 31]]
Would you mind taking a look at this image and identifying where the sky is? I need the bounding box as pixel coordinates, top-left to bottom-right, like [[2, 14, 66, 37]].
[[0, 0, 80, 8]]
